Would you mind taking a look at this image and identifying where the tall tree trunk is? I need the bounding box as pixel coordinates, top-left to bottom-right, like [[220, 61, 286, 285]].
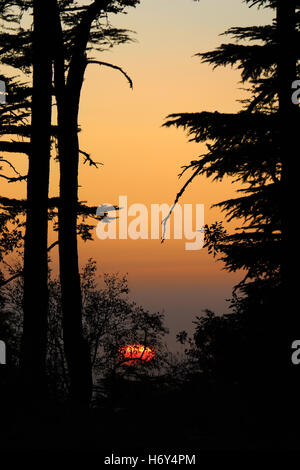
[[21, 0, 52, 395], [276, 0, 298, 438], [54, 0, 110, 405], [58, 114, 93, 406], [53, 2, 93, 405], [277, 0, 297, 293], [277, 1, 297, 341]]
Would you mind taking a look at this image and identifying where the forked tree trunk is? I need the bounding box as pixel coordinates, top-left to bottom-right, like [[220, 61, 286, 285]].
[[53, 1, 93, 405]]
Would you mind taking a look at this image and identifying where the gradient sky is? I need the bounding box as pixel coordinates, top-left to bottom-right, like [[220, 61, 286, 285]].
[[2, 0, 274, 349]]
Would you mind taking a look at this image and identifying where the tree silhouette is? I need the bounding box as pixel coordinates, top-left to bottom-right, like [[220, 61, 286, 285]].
[[21, 0, 54, 396], [1, 0, 139, 403], [1, 258, 168, 400], [52, 0, 138, 404], [164, 0, 299, 311], [0, 1, 53, 394], [164, 0, 299, 442]]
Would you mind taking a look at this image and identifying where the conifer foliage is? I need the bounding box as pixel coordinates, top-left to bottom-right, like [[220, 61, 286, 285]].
[[164, 0, 299, 307]]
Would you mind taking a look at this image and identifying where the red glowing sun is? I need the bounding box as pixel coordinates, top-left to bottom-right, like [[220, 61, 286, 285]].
[[118, 344, 155, 365]]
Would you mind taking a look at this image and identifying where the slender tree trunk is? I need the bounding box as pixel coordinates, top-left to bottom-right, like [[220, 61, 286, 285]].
[[53, 0, 110, 405], [53, 2, 92, 405], [21, 0, 52, 394], [58, 116, 93, 406]]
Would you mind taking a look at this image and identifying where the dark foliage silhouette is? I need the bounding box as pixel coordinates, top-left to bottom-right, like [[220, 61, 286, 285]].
[[0, 0, 299, 452], [163, 0, 299, 447], [0, 0, 139, 403]]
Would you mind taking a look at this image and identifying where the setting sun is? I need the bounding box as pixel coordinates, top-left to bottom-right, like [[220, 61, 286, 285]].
[[118, 344, 155, 365]]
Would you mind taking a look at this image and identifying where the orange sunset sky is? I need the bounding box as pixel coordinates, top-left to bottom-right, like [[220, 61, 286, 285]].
[[2, 0, 274, 348]]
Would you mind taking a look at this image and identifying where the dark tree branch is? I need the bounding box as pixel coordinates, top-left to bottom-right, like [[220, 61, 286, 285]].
[[0, 141, 31, 154], [0, 158, 22, 175], [47, 240, 59, 252], [79, 149, 102, 167], [0, 173, 27, 182], [88, 60, 133, 89], [0, 271, 23, 288], [161, 166, 202, 242]]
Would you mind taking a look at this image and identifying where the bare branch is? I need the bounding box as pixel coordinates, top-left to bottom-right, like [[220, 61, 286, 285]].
[[88, 60, 133, 89], [161, 166, 202, 243], [47, 240, 59, 252], [79, 149, 103, 168], [0, 158, 22, 176], [0, 173, 27, 182]]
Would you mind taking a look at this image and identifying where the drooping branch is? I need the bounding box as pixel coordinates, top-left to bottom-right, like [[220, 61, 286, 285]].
[[87, 60, 133, 89], [0, 158, 22, 175], [0, 156, 27, 182]]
